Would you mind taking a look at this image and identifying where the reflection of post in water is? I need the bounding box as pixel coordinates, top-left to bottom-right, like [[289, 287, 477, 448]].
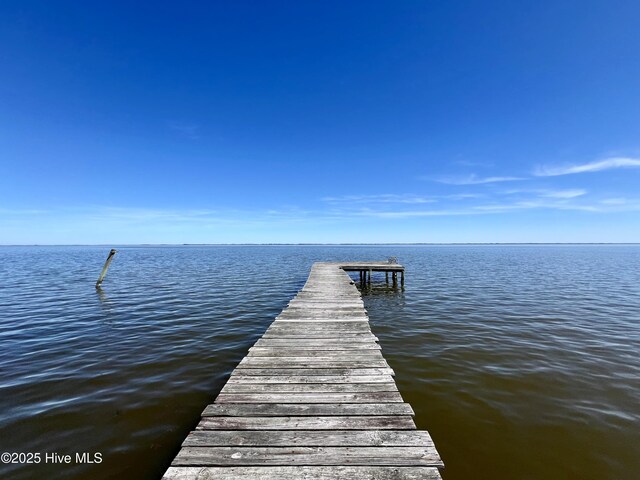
[[95, 282, 117, 323], [96, 249, 117, 288], [96, 286, 109, 304]]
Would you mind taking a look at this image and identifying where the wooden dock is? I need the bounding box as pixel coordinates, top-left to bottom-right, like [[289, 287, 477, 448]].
[[163, 262, 443, 480]]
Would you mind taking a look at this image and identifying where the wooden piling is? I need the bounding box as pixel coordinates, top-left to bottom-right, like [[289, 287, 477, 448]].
[[96, 249, 117, 288]]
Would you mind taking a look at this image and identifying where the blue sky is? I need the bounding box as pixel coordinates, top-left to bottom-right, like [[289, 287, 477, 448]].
[[1, 1, 639, 244]]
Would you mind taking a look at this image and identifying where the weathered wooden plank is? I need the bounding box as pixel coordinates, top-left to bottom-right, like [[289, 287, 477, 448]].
[[241, 352, 383, 359], [290, 292, 359, 295], [239, 357, 387, 365], [197, 416, 416, 430], [262, 333, 375, 339], [226, 375, 396, 384], [248, 348, 382, 356], [238, 359, 389, 369], [267, 323, 372, 331], [275, 314, 364, 326], [246, 352, 385, 361], [265, 330, 373, 336], [221, 383, 398, 393], [264, 326, 371, 332], [279, 311, 367, 317], [231, 368, 395, 376], [183, 430, 432, 447], [294, 289, 361, 293], [282, 306, 365, 310], [202, 403, 414, 416], [172, 446, 442, 466], [274, 318, 369, 323], [272, 319, 370, 324], [253, 338, 380, 346], [250, 345, 381, 351], [261, 333, 378, 340], [276, 313, 367, 316], [163, 466, 442, 479], [287, 303, 364, 308], [280, 305, 364, 310], [214, 392, 403, 404]]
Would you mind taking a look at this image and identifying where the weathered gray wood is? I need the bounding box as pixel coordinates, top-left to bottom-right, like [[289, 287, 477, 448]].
[[282, 307, 366, 312], [265, 330, 374, 336], [202, 403, 414, 416], [183, 430, 432, 447], [246, 352, 385, 360], [221, 383, 398, 393], [253, 338, 380, 346], [279, 311, 367, 317], [231, 368, 395, 376], [274, 318, 369, 323], [294, 292, 361, 297], [238, 358, 389, 369], [276, 315, 369, 321], [172, 446, 442, 466], [266, 324, 373, 330], [271, 320, 370, 326], [268, 323, 372, 331], [280, 304, 364, 308], [197, 416, 416, 430], [214, 392, 403, 404], [95, 248, 117, 288], [163, 466, 443, 480], [226, 375, 396, 384], [248, 348, 383, 356], [261, 333, 378, 339]]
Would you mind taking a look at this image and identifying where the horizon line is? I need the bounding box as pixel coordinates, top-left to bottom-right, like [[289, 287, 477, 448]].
[[1, 242, 639, 247]]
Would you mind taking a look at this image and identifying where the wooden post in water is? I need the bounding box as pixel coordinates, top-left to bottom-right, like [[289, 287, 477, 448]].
[[401, 270, 405, 287], [385, 271, 389, 284], [392, 271, 397, 288], [96, 249, 117, 288]]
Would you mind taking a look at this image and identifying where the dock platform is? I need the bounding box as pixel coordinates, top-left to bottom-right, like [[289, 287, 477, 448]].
[[163, 262, 443, 479]]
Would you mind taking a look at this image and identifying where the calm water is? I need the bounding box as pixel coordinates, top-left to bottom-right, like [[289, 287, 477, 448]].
[[1, 245, 639, 479]]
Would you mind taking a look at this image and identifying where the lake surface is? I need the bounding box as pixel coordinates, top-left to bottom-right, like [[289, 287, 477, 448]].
[[1, 245, 639, 479]]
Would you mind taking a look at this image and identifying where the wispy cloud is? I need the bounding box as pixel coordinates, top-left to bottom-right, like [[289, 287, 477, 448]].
[[332, 198, 640, 218], [445, 193, 487, 200], [430, 174, 523, 185], [0, 208, 49, 215], [600, 198, 627, 206], [541, 189, 587, 199], [471, 201, 600, 213], [502, 188, 587, 199], [452, 159, 495, 168], [315, 186, 640, 219], [322, 194, 436, 204], [534, 157, 640, 177]]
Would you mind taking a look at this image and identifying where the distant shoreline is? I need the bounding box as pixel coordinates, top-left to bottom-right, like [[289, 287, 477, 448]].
[[2, 243, 639, 247]]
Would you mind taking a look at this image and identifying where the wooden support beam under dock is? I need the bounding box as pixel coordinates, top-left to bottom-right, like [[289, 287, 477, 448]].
[[338, 261, 405, 289], [163, 261, 442, 480]]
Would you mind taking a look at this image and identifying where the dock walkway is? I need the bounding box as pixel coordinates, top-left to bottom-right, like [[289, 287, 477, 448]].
[[163, 262, 443, 479]]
